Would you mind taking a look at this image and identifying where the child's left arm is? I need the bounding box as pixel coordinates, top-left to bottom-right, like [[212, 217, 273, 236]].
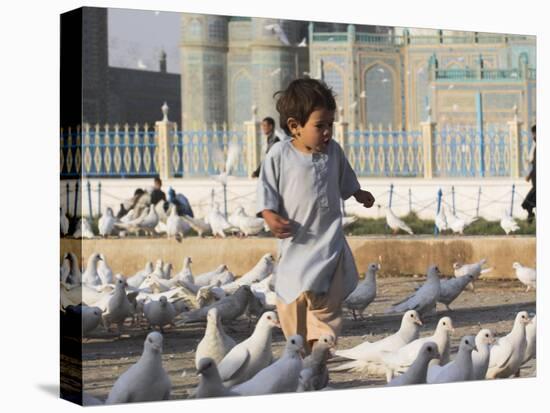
[[353, 189, 375, 208], [336, 141, 375, 208]]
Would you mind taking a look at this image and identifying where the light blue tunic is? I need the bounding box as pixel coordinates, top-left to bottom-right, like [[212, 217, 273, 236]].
[[256, 139, 361, 304]]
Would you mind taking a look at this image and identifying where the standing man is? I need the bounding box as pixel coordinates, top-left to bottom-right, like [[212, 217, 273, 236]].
[[251, 117, 280, 178], [521, 124, 536, 223], [151, 176, 167, 206]]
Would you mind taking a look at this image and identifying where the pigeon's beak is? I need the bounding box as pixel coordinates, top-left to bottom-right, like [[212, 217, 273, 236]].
[[472, 344, 478, 352], [415, 318, 423, 326], [151, 344, 161, 352], [273, 320, 281, 328]]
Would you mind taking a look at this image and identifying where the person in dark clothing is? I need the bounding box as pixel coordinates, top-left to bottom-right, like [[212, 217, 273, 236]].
[[251, 117, 280, 178], [150, 177, 167, 206], [167, 187, 194, 217], [521, 124, 536, 223]]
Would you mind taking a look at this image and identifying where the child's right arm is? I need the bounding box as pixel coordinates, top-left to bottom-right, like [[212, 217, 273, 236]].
[[255, 142, 292, 238]]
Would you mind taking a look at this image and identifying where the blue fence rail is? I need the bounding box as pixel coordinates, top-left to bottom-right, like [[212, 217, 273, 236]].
[[345, 128, 423, 177], [170, 124, 247, 178], [60, 123, 533, 179], [432, 124, 533, 178], [60, 125, 159, 178]]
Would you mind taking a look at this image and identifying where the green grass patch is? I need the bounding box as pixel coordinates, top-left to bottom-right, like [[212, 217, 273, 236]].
[[344, 212, 535, 236]]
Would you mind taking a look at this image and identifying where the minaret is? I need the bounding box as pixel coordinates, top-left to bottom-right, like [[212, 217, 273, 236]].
[[159, 49, 167, 73], [179, 14, 228, 128], [249, 18, 306, 122]]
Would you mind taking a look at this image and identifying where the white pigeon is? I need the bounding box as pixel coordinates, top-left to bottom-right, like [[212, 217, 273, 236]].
[[137, 205, 159, 235], [218, 311, 280, 387], [82, 305, 103, 336], [97, 254, 114, 285], [264, 22, 291, 46], [387, 265, 441, 316], [60, 256, 71, 284], [101, 277, 134, 332], [180, 214, 211, 237], [154, 200, 168, 223], [73, 217, 94, 238], [180, 285, 255, 324], [386, 342, 440, 386], [119, 207, 138, 223], [447, 212, 477, 235], [211, 140, 240, 185], [98, 207, 116, 236], [522, 314, 536, 365], [435, 205, 448, 233], [231, 206, 265, 236], [471, 329, 496, 380], [486, 311, 530, 379], [66, 252, 82, 285], [453, 258, 491, 291], [161, 262, 173, 279], [231, 334, 304, 396], [512, 262, 536, 292], [344, 263, 379, 320], [382, 316, 454, 382], [139, 274, 175, 294], [342, 215, 358, 229], [61, 252, 81, 286], [208, 203, 236, 238], [115, 207, 149, 235], [155, 220, 168, 235], [60, 208, 69, 235], [298, 334, 335, 391], [175, 257, 198, 292], [386, 208, 414, 235], [427, 335, 476, 384], [500, 210, 520, 235], [193, 358, 237, 398], [197, 283, 227, 308], [249, 275, 277, 310], [237, 253, 274, 286], [166, 205, 188, 239], [143, 296, 177, 331], [105, 332, 171, 404], [195, 307, 237, 369], [126, 262, 153, 288], [194, 264, 229, 287], [331, 310, 423, 374], [82, 253, 102, 286]]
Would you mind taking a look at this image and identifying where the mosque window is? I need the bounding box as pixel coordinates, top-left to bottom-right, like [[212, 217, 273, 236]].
[[189, 19, 202, 39], [365, 64, 394, 126], [233, 73, 253, 124], [324, 66, 345, 108], [208, 19, 226, 42]]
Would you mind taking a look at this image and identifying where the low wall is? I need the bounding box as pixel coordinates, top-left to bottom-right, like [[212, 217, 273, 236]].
[[61, 236, 535, 279]]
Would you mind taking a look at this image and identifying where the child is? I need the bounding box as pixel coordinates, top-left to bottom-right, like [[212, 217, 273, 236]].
[[256, 78, 375, 352]]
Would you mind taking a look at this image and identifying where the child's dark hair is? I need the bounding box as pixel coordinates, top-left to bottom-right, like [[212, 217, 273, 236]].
[[274, 78, 336, 135]]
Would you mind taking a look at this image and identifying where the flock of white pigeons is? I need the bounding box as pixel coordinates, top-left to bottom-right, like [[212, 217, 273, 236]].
[[60, 200, 524, 240], [59, 249, 537, 405], [386, 204, 523, 235]]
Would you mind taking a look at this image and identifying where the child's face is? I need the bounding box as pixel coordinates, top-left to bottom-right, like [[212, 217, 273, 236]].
[[289, 107, 335, 153]]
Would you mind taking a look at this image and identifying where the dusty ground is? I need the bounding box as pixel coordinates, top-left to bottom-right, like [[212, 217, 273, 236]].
[[82, 277, 536, 402]]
